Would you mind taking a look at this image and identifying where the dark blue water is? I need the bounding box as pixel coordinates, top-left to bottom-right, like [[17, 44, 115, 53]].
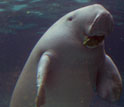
[[0, 0, 124, 107]]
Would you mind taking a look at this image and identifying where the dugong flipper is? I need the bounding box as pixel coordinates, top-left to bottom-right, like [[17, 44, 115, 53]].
[[96, 55, 122, 102], [10, 4, 122, 107], [35, 52, 51, 107]]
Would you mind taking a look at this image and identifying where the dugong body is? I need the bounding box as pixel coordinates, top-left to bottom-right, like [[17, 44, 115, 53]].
[[10, 4, 122, 107]]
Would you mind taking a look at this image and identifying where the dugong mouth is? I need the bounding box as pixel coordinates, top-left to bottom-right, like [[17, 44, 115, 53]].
[[83, 35, 104, 48]]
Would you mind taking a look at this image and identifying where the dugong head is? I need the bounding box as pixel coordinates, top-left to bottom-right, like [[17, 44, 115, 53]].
[[64, 4, 113, 48]]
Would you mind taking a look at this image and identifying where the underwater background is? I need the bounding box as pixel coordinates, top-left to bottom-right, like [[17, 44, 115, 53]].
[[0, 0, 124, 107]]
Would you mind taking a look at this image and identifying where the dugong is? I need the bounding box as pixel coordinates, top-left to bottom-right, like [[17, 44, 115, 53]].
[[10, 4, 122, 107]]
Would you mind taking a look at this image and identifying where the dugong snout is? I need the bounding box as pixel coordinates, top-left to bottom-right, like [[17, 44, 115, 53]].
[[80, 4, 114, 48], [88, 4, 114, 37]]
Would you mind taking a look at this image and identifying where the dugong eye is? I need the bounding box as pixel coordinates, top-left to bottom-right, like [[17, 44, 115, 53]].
[[68, 16, 73, 21]]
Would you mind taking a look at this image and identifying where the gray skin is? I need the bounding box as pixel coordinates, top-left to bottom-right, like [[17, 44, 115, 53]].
[[10, 4, 122, 107]]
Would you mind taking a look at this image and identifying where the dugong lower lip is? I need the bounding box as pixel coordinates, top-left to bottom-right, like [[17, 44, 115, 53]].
[[83, 35, 105, 48]]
